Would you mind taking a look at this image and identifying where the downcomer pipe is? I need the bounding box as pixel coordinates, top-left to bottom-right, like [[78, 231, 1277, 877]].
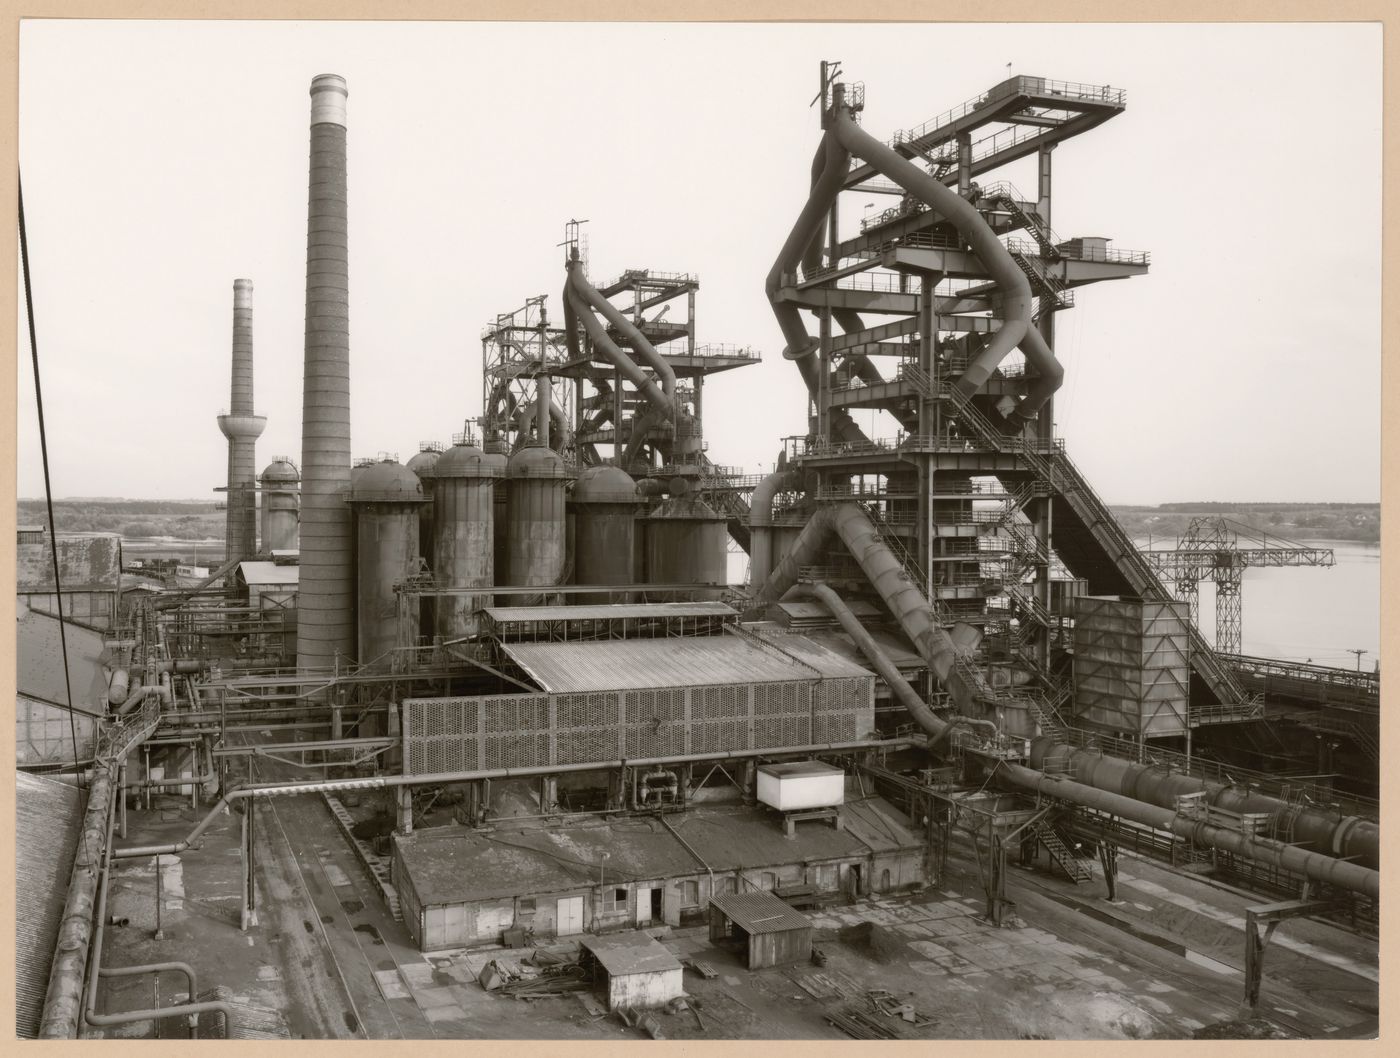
[[747, 468, 801, 591], [828, 501, 959, 682], [801, 581, 948, 737], [829, 91, 1064, 421], [298, 73, 355, 674], [565, 252, 676, 410], [750, 505, 834, 610], [216, 279, 266, 564], [564, 255, 673, 419]]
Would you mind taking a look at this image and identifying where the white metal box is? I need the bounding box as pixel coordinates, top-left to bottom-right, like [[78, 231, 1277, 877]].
[[756, 760, 845, 811]]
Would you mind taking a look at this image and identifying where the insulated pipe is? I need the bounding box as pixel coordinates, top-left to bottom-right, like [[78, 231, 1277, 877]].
[[38, 767, 114, 1037], [829, 97, 1064, 420], [217, 279, 266, 563], [996, 762, 1380, 900], [748, 469, 801, 591], [83, 789, 233, 1037], [564, 260, 672, 419], [297, 73, 355, 673]]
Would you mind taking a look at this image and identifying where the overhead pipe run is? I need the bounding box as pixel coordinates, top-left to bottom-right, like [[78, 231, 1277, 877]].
[[1027, 738, 1379, 871], [112, 737, 914, 861], [995, 761, 1380, 901], [827, 83, 1064, 422]]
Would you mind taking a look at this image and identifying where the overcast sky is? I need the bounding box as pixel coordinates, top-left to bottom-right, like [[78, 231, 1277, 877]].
[[16, 20, 1382, 504]]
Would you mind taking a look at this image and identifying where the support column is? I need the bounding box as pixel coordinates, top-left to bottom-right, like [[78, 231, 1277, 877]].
[[817, 309, 832, 442], [1033, 143, 1057, 670], [397, 786, 413, 835], [1099, 840, 1119, 902], [919, 275, 937, 601], [613, 368, 624, 465], [957, 132, 972, 195]]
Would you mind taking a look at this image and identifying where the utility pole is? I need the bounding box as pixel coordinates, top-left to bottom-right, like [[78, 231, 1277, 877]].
[[1348, 648, 1367, 672]]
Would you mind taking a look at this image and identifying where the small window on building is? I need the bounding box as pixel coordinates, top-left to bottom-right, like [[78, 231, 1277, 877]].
[[518, 897, 536, 914], [721, 876, 738, 895], [680, 881, 699, 907], [602, 887, 629, 913], [760, 872, 778, 891]]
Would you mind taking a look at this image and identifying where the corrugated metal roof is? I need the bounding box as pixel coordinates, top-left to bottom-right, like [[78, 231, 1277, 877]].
[[502, 633, 871, 692], [486, 601, 735, 623], [709, 891, 812, 935], [16, 533, 121, 591], [581, 932, 683, 976], [15, 771, 84, 1038], [238, 561, 300, 586], [15, 607, 111, 714]]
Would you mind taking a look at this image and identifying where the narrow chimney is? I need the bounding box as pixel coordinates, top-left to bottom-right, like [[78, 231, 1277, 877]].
[[297, 74, 354, 672], [217, 278, 265, 563]]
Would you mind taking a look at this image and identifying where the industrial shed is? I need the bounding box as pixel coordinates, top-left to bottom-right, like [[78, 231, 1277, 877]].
[[578, 932, 684, 1010], [708, 891, 814, 969]]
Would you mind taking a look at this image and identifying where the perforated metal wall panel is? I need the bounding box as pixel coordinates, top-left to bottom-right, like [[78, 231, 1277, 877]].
[[402, 675, 876, 776]]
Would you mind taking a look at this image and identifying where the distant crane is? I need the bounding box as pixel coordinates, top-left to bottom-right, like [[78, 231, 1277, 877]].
[[1140, 517, 1334, 654]]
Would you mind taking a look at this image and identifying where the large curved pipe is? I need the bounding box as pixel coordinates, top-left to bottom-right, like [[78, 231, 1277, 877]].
[[766, 129, 870, 446], [829, 96, 1063, 421], [997, 762, 1379, 900], [748, 469, 801, 591], [112, 681, 172, 716], [565, 253, 676, 409], [512, 395, 570, 446], [564, 260, 673, 421]]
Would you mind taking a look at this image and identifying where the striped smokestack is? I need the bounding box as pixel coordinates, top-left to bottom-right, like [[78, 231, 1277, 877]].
[[297, 74, 354, 673], [217, 278, 265, 563]]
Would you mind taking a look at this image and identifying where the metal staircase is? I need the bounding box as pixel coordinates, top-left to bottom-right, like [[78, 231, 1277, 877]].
[[1030, 818, 1094, 883], [938, 390, 1259, 714]]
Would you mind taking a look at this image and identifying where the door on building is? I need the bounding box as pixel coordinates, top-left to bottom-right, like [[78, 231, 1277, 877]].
[[635, 887, 656, 925], [661, 884, 681, 926], [556, 895, 584, 936]]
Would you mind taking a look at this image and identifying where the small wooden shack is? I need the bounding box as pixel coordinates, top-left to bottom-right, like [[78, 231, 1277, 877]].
[[708, 890, 814, 969], [578, 932, 684, 1011]]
